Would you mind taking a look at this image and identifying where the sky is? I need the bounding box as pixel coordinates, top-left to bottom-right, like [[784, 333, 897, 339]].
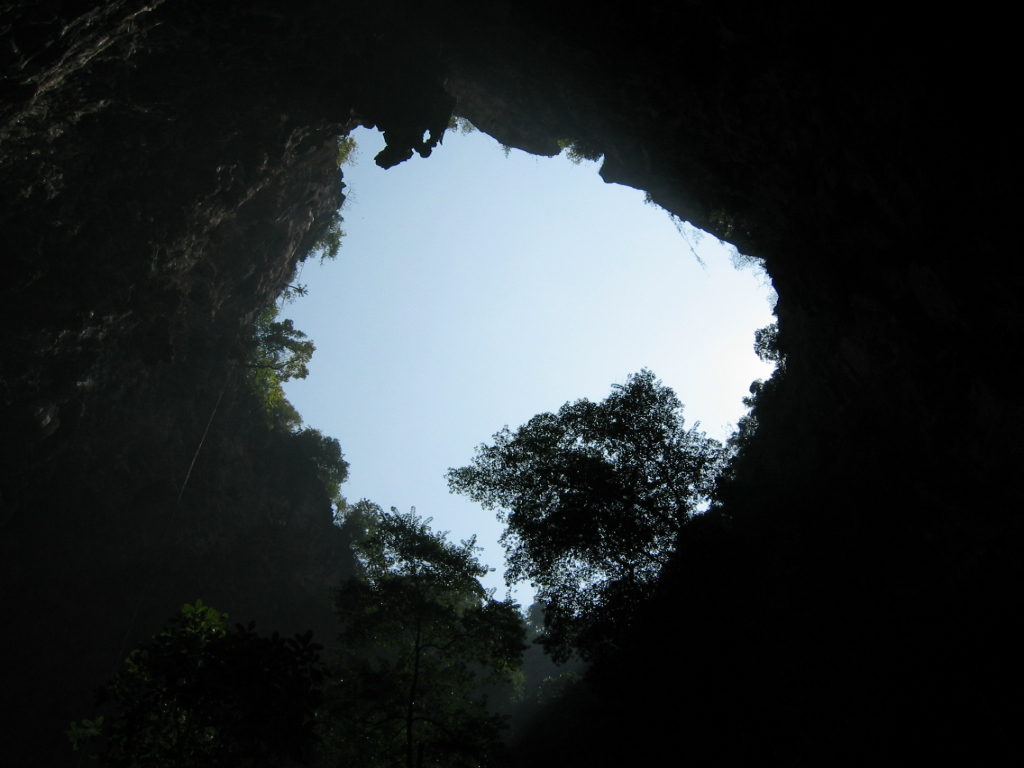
[[282, 126, 777, 605]]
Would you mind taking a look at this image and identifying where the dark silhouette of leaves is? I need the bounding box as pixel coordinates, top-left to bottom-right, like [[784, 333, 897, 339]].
[[448, 370, 725, 660]]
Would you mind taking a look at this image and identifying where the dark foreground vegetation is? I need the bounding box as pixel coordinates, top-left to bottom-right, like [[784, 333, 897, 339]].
[[2, 1, 1020, 765]]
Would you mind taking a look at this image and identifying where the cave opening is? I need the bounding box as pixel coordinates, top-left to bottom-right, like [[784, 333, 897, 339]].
[[281, 125, 777, 599]]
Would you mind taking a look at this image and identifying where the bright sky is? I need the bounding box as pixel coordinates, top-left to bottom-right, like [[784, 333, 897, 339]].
[[283, 126, 777, 605]]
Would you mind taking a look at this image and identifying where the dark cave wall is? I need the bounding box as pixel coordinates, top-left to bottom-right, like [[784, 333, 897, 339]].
[[1, 2, 364, 760], [445, 6, 1022, 762], [1, 1, 1021, 764]]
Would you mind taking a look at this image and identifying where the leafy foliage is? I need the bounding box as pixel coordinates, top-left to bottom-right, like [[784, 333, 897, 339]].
[[246, 304, 314, 431], [448, 370, 726, 660], [69, 601, 325, 767], [753, 322, 783, 364], [287, 426, 349, 504], [727, 323, 784, 455], [326, 501, 526, 768], [251, 305, 315, 382], [336, 134, 357, 166], [556, 137, 603, 164], [310, 215, 346, 263]]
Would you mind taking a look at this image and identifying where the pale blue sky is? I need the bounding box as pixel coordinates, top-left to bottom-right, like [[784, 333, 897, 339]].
[[283, 126, 776, 604]]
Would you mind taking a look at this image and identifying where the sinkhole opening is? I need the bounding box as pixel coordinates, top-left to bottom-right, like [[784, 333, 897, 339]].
[[282, 125, 778, 601]]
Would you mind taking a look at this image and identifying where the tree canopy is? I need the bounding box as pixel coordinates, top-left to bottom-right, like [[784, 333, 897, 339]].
[[68, 601, 325, 767], [447, 370, 726, 660], [326, 501, 526, 768]]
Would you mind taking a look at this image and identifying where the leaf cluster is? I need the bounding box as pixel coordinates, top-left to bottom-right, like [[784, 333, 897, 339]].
[[556, 137, 603, 164], [753, 322, 783, 364]]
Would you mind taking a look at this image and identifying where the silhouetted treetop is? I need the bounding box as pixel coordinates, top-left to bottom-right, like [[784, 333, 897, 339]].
[[328, 501, 525, 768], [448, 370, 726, 660]]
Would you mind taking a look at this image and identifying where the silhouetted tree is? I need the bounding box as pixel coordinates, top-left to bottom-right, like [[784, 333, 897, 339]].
[[448, 370, 725, 660], [251, 305, 315, 382], [326, 502, 526, 768], [285, 427, 349, 503], [68, 601, 325, 767]]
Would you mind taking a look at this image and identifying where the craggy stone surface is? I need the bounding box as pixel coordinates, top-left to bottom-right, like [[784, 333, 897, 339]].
[[1, 2, 1020, 764]]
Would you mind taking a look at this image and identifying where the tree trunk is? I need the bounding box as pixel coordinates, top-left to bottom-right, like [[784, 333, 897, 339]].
[[406, 618, 422, 768]]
